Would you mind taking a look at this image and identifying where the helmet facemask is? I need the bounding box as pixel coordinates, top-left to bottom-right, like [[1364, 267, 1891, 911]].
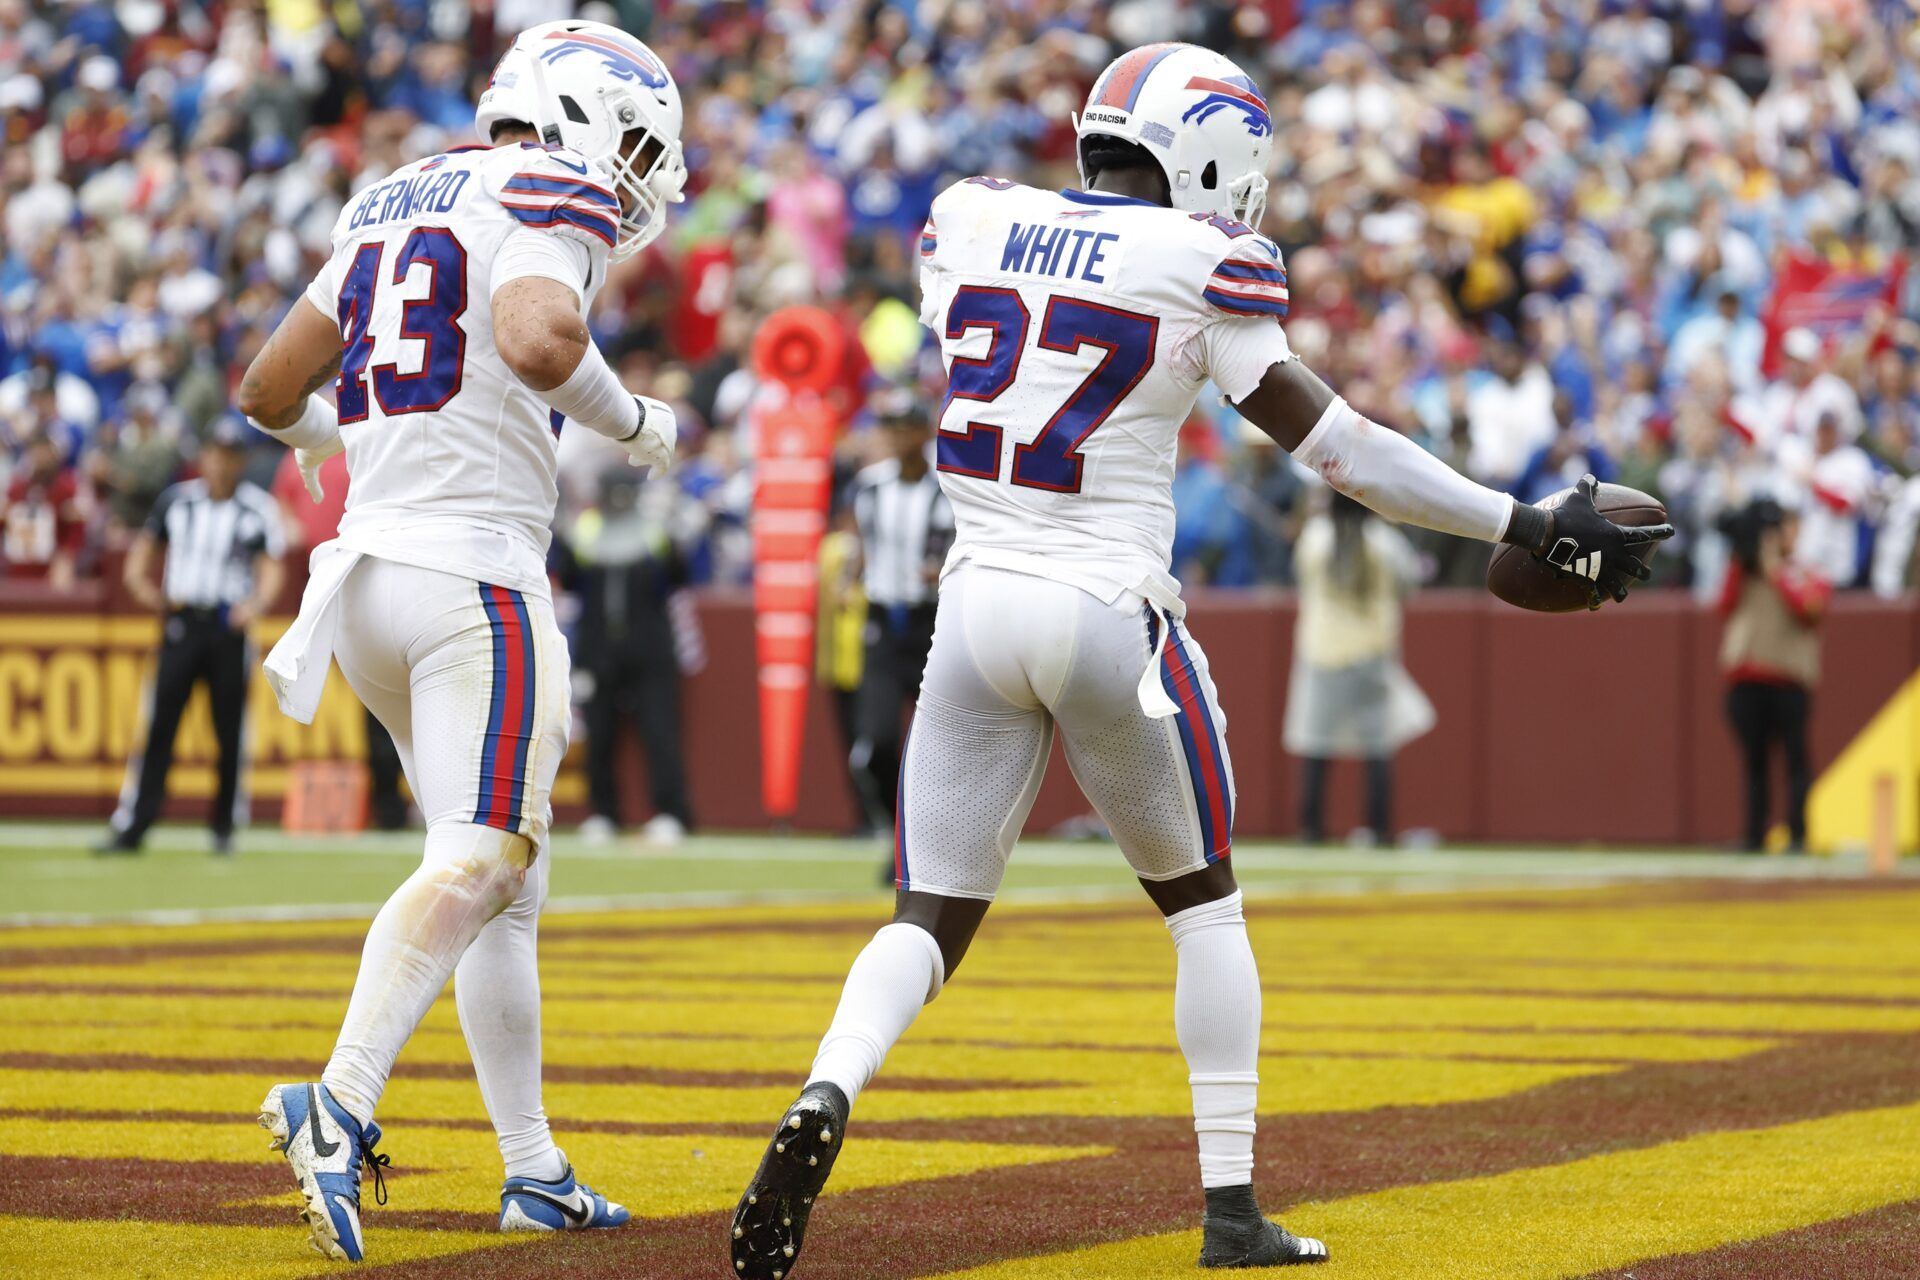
[[603, 114, 687, 258], [1228, 171, 1268, 229]]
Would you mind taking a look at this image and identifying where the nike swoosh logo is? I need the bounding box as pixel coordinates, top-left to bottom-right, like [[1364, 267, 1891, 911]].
[[514, 1186, 590, 1225], [306, 1085, 341, 1158], [552, 156, 588, 175]]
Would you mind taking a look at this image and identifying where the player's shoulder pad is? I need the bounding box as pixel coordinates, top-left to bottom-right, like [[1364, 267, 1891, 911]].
[[936, 174, 1023, 207], [925, 175, 1028, 257], [1189, 214, 1289, 320], [482, 142, 620, 253]]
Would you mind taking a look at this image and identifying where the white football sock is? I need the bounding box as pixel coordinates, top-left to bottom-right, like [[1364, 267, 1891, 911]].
[[806, 921, 945, 1106], [322, 824, 533, 1127], [456, 847, 566, 1183], [1167, 891, 1261, 1189]]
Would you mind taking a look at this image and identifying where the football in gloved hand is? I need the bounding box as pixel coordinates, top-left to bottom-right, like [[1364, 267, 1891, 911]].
[[1486, 482, 1668, 613]]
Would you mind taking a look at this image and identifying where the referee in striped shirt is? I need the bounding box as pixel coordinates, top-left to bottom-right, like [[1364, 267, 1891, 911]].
[[848, 393, 953, 839], [98, 421, 285, 855]]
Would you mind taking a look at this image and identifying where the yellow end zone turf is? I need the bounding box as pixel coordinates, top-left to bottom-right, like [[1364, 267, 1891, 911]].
[[5, 879, 1920, 1277], [0, 1115, 1108, 1220], [0, 1215, 511, 1280], [940, 1100, 1920, 1280]]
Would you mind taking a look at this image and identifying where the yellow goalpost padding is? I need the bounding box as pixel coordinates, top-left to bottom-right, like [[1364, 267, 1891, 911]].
[[1809, 669, 1920, 857]]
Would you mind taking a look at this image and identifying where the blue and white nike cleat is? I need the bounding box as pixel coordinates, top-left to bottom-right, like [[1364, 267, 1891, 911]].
[[258, 1082, 391, 1262], [498, 1165, 631, 1233]]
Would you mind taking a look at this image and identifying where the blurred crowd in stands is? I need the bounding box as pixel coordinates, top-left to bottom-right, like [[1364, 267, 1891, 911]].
[[3, 0, 1918, 599]]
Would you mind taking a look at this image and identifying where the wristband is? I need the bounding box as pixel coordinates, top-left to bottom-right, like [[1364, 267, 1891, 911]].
[[261, 394, 341, 451], [1501, 501, 1553, 554], [617, 398, 645, 443]]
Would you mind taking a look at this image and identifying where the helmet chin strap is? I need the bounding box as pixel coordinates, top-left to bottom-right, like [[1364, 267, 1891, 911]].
[[522, 49, 566, 147]]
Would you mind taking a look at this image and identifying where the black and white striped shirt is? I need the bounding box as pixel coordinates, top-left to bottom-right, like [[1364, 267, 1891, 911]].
[[850, 458, 953, 607], [145, 479, 286, 608]]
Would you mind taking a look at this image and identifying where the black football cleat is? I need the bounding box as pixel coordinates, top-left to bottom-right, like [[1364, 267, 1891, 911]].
[[1199, 1186, 1329, 1268], [730, 1082, 849, 1280]]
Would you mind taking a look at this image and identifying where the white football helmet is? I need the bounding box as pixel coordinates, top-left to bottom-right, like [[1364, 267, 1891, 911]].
[[475, 21, 687, 257], [1074, 43, 1272, 229]]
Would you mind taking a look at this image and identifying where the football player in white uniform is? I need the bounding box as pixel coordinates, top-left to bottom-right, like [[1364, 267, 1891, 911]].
[[732, 43, 1670, 1275], [234, 21, 686, 1262]]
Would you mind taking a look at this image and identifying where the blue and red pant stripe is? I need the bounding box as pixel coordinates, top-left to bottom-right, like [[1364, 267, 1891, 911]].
[[1159, 617, 1232, 863], [476, 584, 536, 833]]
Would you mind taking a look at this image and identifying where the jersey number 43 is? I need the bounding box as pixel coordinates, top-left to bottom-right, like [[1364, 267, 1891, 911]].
[[335, 229, 470, 423], [938, 285, 1157, 494]]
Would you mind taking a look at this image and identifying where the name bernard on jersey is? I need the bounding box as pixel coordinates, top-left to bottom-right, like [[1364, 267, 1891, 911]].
[[346, 167, 473, 233]]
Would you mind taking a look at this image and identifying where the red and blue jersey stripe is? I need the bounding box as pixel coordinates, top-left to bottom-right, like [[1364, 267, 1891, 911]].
[[1159, 617, 1233, 863], [920, 218, 938, 259], [1205, 254, 1290, 319], [1212, 260, 1286, 287], [1203, 286, 1290, 318], [500, 171, 619, 246], [500, 201, 618, 246], [502, 173, 619, 208], [476, 584, 537, 834]]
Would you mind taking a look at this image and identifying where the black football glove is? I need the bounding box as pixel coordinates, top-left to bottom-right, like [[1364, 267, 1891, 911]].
[[1535, 474, 1676, 608]]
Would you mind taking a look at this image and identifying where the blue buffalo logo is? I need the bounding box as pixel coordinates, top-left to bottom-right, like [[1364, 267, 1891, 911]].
[[1180, 75, 1271, 137], [539, 30, 669, 90]]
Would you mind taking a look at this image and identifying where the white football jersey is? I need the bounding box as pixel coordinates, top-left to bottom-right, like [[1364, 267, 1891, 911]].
[[301, 142, 616, 595], [917, 177, 1292, 607]]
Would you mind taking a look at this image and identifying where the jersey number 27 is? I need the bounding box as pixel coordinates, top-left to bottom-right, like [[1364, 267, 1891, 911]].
[[335, 229, 469, 423], [938, 285, 1157, 494]]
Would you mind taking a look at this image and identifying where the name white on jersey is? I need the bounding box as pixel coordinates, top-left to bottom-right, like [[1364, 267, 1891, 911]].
[[917, 178, 1291, 606]]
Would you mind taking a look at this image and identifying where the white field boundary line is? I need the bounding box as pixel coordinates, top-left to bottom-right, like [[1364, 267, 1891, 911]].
[[0, 863, 1905, 930], [2, 822, 1901, 879], [0, 883, 1178, 929]]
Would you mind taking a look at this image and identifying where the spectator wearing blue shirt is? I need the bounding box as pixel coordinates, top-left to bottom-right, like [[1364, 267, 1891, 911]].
[[1171, 426, 1255, 588], [1514, 421, 1618, 508], [1666, 289, 1767, 394]]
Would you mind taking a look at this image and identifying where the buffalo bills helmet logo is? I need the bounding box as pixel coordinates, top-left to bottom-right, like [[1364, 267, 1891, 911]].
[[538, 29, 669, 90], [1180, 75, 1271, 137]]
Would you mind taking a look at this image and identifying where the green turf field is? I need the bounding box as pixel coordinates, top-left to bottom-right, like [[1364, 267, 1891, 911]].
[[0, 821, 1897, 925]]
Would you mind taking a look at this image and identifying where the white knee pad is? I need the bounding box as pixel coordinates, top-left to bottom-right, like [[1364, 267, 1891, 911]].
[[1165, 889, 1245, 942]]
